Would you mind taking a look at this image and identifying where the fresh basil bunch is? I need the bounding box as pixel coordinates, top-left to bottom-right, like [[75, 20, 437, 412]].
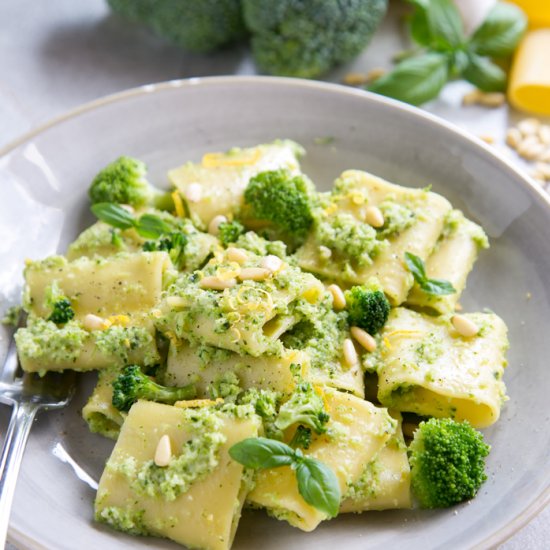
[[229, 437, 341, 517], [369, 0, 527, 105]]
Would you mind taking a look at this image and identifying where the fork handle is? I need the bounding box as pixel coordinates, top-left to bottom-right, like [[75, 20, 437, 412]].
[[0, 401, 38, 544]]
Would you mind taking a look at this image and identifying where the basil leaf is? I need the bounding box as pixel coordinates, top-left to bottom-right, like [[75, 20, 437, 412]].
[[469, 2, 527, 58], [91, 203, 136, 230], [426, 0, 464, 49], [405, 252, 456, 295], [368, 53, 449, 106], [404, 252, 427, 281], [463, 54, 507, 92], [135, 214, 171, 239], [420, 278, 456, 295], [229, 437, 295, 469], [409, 5, 432, 47], [295, 457, 341, 518]]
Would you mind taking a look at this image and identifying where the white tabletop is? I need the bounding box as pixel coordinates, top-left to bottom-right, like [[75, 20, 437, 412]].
[[1, 0, 548, 548]]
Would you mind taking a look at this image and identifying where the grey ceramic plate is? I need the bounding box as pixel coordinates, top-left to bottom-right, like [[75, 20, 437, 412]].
[[1, 77, 549, 550]]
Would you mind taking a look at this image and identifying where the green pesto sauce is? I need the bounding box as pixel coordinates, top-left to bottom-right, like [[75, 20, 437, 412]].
[[281, 296, 347, 374], [96, 506, 148, 536], [415, 332, 444, 364], [67, 222, 128, 258], [207, 371, 241, 401], [2, 305, 21, 326], [377, 200, 416, 239], [85, 412, 121, 440], [234, 232, 287, 259], [94, 325, 158, 366], [121, 407, 227, 501], [14, 316, 87, 364], [315, 213, 387, 267], [443, 209, 489, 249], [345, 457, 383, 501]]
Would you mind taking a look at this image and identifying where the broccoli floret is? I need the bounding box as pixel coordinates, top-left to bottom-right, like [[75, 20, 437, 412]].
[[409, 418, 490, 508], [243, 169, 315, 246], [345, 284, 390, 335], [89, 156, 172, 210], [289, 425, 312, 450], [47, 298, 75, 325], [108, 0, 247, 53], [275, 382, 330, 434], [242, 0, 388, 78], [218, 220, 246, 247], [143, 232, 188, 269], [112, 365, 196, 412]]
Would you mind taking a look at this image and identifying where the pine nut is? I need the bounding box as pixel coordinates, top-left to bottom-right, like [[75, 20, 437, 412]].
[[208, 215, 228, 236], [538, 125, 550, 145], [166, 296, 187, 308], [82, 313, 108, 331], [185, 183, 203, 203], [479, 135, 495, 144], [318, 246, 332, 260], [237, 267, 270, 281], [506, 128, 522, 149], [350, 326, 377, 352], [517, 136, 544, 160], [343, 338, 359, 367], [518, 118, 541, 137], [343, 72, 369, 86], [365, 205, 385, 228], [462, 89, 482, 106], [200, 276, 237, 290], [366, 68, 386, 82], [226, 247, 248, 264], [535, 162, 550, 180], [261, 255, 283, 273], [477, 92, 506, 108], [154, 435, 172, 467], [451, 314, 479, 338], [328, 284, 346, 310]]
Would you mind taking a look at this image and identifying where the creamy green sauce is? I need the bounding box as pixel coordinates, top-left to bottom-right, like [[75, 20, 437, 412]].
[[377, 200, 415, 239], [96, 506, 148, 536], [234, 232, 287, 258], [315, 213, 386, 267], [14, 316, 87, 365], [95, 325, 158, 366], [415, 332, 444, 364]]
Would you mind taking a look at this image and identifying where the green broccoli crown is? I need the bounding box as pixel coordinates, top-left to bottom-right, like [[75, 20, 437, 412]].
[[47, 298, 75, 325], [89, 156, 151, 208], [218, 220, 246, 247], [108, 0, 247, 53], [112, 365, 196, 412], [244, 169, 315, 243], [345, 285, 390, 335], [275, 382, 330, 434], [409, 418, 490, 508], [242, 0, 388, 78], [142, 231, 188, 269], [289, 424, 312, 450]]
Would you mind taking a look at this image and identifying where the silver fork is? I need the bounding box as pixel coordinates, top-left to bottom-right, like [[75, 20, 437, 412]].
[[0, 325, 76, 544]]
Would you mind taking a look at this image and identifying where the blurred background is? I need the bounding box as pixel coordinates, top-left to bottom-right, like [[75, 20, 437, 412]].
[[1, 0, 548, 548]]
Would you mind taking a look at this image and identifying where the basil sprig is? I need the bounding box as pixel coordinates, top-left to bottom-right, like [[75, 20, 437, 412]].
[[229, 437, 341, 517], [405, 252, 456, 295], [91, 202, 171, 239], [369, 0, 527, 105]]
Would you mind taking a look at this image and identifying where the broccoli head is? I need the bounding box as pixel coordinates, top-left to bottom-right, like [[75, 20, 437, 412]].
[[143, 231, 188, 269], [89, 156, 173, 210], [218, 220, 246, 247], [409, 418, 490, 508], [275, 382, 330, 434], [289, 424, 313, 450], [112, 365, 196, 412], [242, 0, 388, 78], [345, 284, 390, 335], [108, 0, 247, 53], [47, 298, 75, 325], [243, 169, 315, 246]]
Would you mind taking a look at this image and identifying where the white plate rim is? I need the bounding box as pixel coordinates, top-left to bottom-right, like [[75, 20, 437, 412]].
[[1, 75, 549, 549]]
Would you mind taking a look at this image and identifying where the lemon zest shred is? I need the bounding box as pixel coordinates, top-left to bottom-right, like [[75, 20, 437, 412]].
[[171, 190, 185, 218]]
